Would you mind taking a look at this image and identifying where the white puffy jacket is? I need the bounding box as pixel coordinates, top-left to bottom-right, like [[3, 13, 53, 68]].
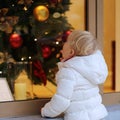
[[41, 50, 108, 120]]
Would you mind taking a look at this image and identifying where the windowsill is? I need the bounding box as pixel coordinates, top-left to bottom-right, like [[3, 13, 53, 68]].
[[0, 98, 50, 118], [0, 92, 120, 118]]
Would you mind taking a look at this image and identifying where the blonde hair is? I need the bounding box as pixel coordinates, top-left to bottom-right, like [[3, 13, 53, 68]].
[[67, 30, 99, 56]]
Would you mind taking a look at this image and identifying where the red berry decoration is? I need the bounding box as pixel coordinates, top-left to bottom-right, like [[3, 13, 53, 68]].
[[9, 33, 23, 48], [42, 45, 51, 58]]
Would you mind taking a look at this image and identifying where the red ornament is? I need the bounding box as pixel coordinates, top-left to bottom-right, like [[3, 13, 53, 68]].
[[9, 33, 23, 48], [49, 0, 58, 4], [42, 45, 52, 58], [62, 30, 71, 42]]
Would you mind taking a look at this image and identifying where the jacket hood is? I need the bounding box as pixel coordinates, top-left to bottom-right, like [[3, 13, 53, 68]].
[[58, 50, 108, 84]]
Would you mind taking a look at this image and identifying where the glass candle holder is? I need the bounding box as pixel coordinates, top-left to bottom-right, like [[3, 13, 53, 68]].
[[7, 62, 34, 100]]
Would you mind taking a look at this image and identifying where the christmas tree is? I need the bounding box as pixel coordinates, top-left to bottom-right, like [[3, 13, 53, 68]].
[[0, 0, 73, 86]]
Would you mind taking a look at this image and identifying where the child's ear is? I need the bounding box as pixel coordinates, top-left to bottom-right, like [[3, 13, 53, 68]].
[[70, 49, 75, 56]]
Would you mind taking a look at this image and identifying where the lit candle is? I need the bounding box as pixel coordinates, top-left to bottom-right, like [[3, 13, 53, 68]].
[[14, 83, 27, 100]]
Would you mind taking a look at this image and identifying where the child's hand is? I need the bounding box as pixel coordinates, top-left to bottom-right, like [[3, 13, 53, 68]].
[[60, 57, 65, 62], [40, 108, 44, 117], [40, 108, 52, 118]]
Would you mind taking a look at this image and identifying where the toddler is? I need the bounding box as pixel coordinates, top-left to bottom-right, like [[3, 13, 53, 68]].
[[41, 30, 108, 120]]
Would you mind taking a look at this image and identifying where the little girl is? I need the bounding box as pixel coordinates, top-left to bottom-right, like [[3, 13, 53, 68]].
[[41, 30, 108, 120]]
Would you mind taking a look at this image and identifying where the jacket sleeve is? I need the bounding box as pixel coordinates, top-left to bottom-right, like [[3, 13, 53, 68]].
[[41, 68, 76, 118]]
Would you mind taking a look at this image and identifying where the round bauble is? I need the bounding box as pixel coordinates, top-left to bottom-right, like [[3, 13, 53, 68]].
[[42, 45, 51, 58], [33, 5, 49, 21], [9, 33, 23, 48], [62, 30, 71, 42]]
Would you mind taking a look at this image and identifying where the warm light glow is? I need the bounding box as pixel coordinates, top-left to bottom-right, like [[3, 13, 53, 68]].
[[45, 32, 48, 35], [29, 56, 31, 59], [24, 6, 28, 11], [56, 41, 59, 45], [21, 58, 24, 61], [12, 4, 15, 7], [34, 38, 37, 41]]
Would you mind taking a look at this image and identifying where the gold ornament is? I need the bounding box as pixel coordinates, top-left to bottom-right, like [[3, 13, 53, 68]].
[[33, 5, 49, 21]]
